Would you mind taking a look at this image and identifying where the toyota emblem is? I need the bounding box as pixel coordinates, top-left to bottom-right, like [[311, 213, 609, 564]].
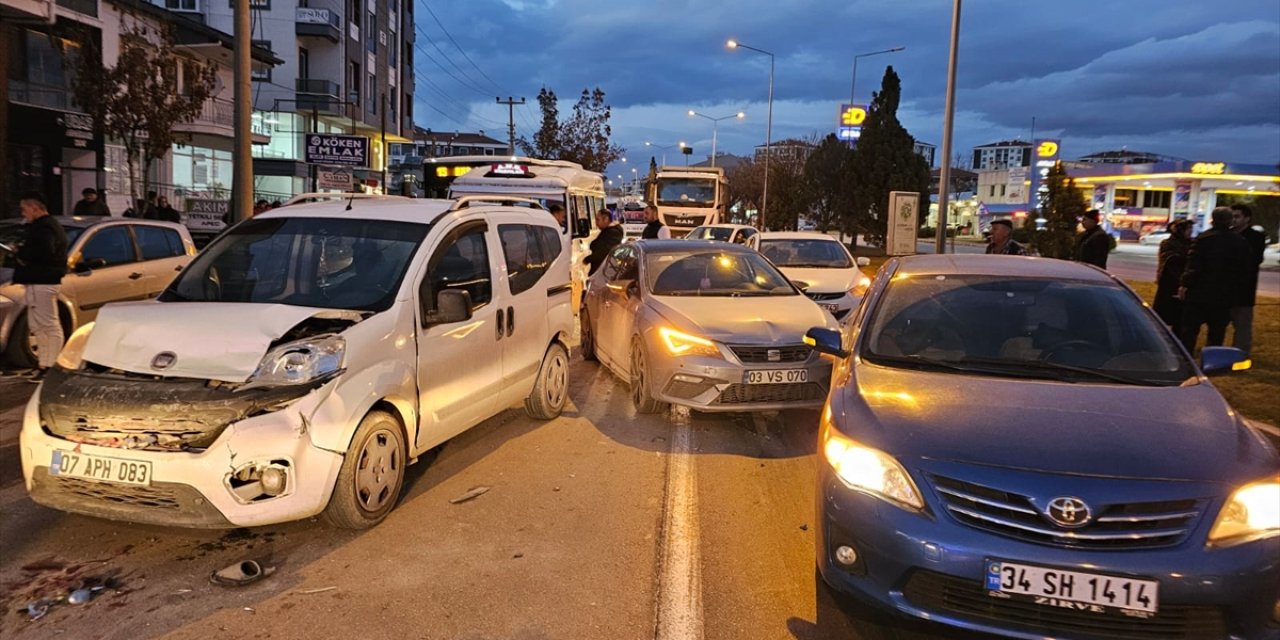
[[1045, 497, 1092, 529], [151, 351, 177, 370]]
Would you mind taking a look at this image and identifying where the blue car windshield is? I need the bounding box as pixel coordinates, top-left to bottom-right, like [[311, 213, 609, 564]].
[[863, 275, 1195, 386], [162, 217, 428, 312]]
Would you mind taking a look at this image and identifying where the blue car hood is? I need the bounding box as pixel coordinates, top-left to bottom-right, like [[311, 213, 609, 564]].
[[835, 363, 1278, 483]]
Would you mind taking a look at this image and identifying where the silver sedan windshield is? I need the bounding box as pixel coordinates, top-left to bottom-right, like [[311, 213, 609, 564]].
[[645, 249, 795, 297]]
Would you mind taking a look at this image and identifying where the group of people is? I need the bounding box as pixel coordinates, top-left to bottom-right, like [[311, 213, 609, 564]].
[[579, 203, 668, 276], [984, 208, 1112, 269], [1154, 204, 1266, 355], [71, 188, 181, 223]]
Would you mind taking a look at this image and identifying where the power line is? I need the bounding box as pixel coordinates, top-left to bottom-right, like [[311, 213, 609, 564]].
[[411, 27, 491, 97], [417, 0, 507, 95]]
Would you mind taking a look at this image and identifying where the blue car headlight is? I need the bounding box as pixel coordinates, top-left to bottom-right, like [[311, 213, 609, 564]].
[[821, 407, 923, 511], [1208, 476, 1280, 545]]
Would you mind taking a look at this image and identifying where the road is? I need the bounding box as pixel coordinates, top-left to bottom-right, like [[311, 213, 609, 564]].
[[0, 358, 999, 640]]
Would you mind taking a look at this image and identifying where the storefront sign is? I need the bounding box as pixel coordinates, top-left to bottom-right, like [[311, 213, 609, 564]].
[[1027, 138, 1061, 216], [317, 168, 353, 190], [184, 199, 229, 231], [1007, 167, 1027, 201], [1173, 180, 1192, 217], [1091, 184, 1109, 210], [1190, 162, 1225, 175], [837, 104, 867, 142], [885, 191, 919, 256], [295, 7, 334, 24], [304, 134, 370, 167]]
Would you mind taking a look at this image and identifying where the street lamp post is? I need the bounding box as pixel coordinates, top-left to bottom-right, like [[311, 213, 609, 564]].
[[935, 0, 962, 254], [644, 140, 684, 167], [849, 46, 905, 107], [688, 110, 745, 168], [727, 39, 773, 231]]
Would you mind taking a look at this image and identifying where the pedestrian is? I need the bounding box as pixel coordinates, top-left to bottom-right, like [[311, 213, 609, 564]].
[[641, 204, 671, 240], [253, 200, 270, 216], [548, 202, 567, 230], [984, 219, 1026, 255], [1178, 207, 1253, 351], [1153, 219, 1192, 333], [12, 193, 69, 380], [1073, 209, 1110, 268], [122, 198, 147, 218], [1228, 203, 1268, 355], [140, 191, 159, 219], [71, 187, 110, 216], [584, 209, 624, 275], [153, 196, 181, 223]]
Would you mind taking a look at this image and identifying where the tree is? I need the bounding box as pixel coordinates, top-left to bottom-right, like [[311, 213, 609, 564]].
[[725, 160, 762, 225], [846, 66, 931, 245], [70, 20, 217, 208], [804, 134, 855, 232], [518, 87, 624, 173], [764, 158, 812, 231], [1032, 161, 1086, 258]]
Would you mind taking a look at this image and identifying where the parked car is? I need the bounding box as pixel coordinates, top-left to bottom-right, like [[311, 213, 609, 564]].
[[1139, 230, 1170, 246], [805, 254, 1279, 640], [0, 217, 195, 368], [685, 223, 757, 245], [580, 239, 836, 413], [21, 196, 573, 529], [747, 231, 871, 324]]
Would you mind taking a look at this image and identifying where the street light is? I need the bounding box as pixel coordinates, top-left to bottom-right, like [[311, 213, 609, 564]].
[[935, 1, 961, 254], [727, 38, 773, 231], [688, 110, 745, 168], [644, 140, 685, 166], [849, 46, 905, 107]]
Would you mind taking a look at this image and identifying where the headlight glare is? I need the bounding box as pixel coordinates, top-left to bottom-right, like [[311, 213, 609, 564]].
[[243, 334, 346, 389], [1209, 477, 1280, 544], [851, 276, 872, 297], [658, 327, 719, 358], [55, 321, 95, 370], [821, 412, 923, 510]]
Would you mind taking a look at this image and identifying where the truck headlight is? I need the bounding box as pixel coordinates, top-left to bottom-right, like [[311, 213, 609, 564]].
[[658, 327, 720, 358], [242, 334, 345, 390], [821, 407, 923, 510], [1208, 477, 1280, 544], [55, 322, 95, 370]]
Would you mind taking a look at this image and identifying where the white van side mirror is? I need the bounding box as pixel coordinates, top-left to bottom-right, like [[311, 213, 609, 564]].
[[425, 289, 472, 326]]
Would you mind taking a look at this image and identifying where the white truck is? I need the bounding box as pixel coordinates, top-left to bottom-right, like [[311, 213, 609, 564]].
[[647, 166, 727, 237]]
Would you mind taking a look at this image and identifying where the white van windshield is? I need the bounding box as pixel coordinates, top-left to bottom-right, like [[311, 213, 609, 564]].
[[162, 217, 428, 312]]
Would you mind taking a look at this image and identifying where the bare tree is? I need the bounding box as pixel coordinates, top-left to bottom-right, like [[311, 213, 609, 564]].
[[518, 87, 623, 173], [70, 19, 217, 208]]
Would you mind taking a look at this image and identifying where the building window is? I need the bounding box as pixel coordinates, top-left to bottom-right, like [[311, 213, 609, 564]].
[[166, 0, 199, 11], [1142, 190, 1171, 209], [349, 61, 360, 108], [251, 41, 272, 81], [349, 0, 360, 26], [231, 0, 270, 7], [367, 73, 376, 114], [1114, 189, 1139, 208], [366, 12, 376, 53], [298, 47, 309, 80]]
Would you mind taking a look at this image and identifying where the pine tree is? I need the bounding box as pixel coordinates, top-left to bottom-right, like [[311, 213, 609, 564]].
[[1032, 161, 1086, 258], [804, 134, 855, 232], [846, 66, 931, 245]]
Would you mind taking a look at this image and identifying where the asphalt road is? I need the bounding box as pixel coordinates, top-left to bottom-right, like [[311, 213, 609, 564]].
[[0, 358, 1006, 640]]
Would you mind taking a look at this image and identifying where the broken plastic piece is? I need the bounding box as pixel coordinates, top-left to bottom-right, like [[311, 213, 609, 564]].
[[297, 586, 337, 595], [68, 588, 92, 605], [449, 486, 491, 504], [210, 560, 276, 587], [26, 600, 50, 621]]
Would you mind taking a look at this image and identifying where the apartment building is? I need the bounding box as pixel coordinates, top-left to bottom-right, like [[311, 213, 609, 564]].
[[971, 139, 1032, 170]]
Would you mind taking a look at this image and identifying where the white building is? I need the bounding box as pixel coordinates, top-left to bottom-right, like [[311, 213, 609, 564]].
[[971, 140, 1032, 171]]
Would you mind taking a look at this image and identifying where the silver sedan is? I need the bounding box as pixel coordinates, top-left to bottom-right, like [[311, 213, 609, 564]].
[[580, 239, 837, 413]]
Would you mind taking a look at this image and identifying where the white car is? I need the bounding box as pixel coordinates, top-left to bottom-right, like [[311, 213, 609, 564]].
[[685, 223, 757, 245], [747, 231, 870, 323], [21, 196, 573, 529], [1139, 231, 1170, 246]]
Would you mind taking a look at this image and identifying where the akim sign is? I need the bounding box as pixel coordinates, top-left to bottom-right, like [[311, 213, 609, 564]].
[[837, 104, 868, 141], [304, 134, 370, 167]]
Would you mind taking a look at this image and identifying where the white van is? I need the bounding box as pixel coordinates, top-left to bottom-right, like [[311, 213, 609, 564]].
[[20, 196, 572, 529]]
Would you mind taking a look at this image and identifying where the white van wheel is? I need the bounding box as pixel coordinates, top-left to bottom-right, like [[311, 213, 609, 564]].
[[323, 410, 406, 529], [525, 343, 569, 420]]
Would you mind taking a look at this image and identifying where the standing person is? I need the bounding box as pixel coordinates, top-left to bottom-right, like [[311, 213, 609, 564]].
[[1178, 207, 1252, 351], [154, 196, 181, 223], [641, 204, 670, 240], [140, 191, 159, 219], [71, 188, 110, 216], [13, 194, 69, 380], [584, 210, 624, 276], [1153, 219, 1192, 333], [1228, 204, 1267, 355], [1073, 209, 1110, 268], [984, 219, 1027, 255]]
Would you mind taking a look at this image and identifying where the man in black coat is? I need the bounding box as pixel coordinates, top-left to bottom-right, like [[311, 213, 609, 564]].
[[584, 210, 624, 276], [1228, 204, 1268, 355], [71, 188, 110, 216], [1178, 207, 1253, 351], [13, 193, 69, 377], [1072, 208, 1110, 268]]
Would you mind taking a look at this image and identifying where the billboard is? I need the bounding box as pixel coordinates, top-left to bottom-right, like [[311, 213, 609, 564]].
[[885, 191, 919, 256], [837, 104, 868, 142], [1173, 180, 1192, 218], [304, 134, 370, 167], [1026, 138, 1061, 218]]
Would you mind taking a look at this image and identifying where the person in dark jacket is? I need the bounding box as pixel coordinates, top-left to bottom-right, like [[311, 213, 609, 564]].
[[1178, 207, 1253, 351], [154, 196, 181, 224], [1072, 208, 1110, 268], [1153, 219, 1192, 333], [584, 209, 624, 275], [984, 219, 1027, 255], [71, 187, 110, 216], [641, 204, 671, 240], [13, 193, 69, 378], [1228, 204, 1267, 355]]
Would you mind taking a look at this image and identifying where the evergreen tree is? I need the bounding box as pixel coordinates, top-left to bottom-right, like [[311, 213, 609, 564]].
[[1033, 161, 1086, 258], [846, 66, 931, 245], [804, 134, 855, 232]]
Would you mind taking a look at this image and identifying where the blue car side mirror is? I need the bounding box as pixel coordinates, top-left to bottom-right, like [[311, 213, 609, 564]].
[[1200, 346, 1250, 374], [805, 327, 848, 359]]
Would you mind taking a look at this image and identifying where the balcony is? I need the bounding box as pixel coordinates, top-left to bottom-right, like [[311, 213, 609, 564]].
[[296, 7, 340, 43], [7, 79, 76, 111], [55, 0, 96, 17], [173, 98, 270, 144], [295, 79, 347, 115]]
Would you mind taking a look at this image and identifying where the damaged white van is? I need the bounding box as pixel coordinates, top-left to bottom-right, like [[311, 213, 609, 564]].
[[20, 196, 573, 529]]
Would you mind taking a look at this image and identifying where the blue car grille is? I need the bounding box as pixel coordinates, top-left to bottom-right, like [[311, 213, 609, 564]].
[[902, 570, 1226, 640], [930, 475, 1203, 549], [729, 344, 812, 364]]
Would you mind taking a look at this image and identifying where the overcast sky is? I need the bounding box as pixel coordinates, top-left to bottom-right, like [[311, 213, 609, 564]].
[[412, 0, 1280, 177]]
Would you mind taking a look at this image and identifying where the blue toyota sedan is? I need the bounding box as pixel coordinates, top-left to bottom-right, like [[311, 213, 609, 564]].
[[805, 255, 1279, 640]]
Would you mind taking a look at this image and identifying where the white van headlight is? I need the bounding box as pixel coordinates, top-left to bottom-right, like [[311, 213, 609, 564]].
[[56, 322, 96, 370], [243, 334, 346, 390]]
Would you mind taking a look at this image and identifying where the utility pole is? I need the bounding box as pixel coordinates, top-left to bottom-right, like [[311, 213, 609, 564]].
[[496, 96, 525, 156], [230, 0, 252, 222], [380, 92, 387, 193], [934, 0, 962, 255]]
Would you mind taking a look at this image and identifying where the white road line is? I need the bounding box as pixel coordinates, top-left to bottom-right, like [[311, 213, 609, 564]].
[[1247, 418, 1280, 438], [655, 407, 703, 640]]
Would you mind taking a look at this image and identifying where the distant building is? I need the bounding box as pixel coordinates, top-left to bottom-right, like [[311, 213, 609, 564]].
[[754, 139, 817, 166], [388, 129, 507, 197], [691, 153, 749, 171], [972, 140, 1032, 170], [931, 167, 978, 195], [914, 141, 937, 168], [1075, 149, 1185, 165]]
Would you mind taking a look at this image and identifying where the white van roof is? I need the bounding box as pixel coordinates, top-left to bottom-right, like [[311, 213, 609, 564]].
[[450, 160, 604, 197], [262, 198, 455, 224]]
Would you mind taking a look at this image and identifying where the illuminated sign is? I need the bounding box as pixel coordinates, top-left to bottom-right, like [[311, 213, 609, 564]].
[[1027, 138, 1061, 214], [436, 166, 449, 178], [488, 163, 530, 177], [435, 165, 480, 178], [837, 103, 867, 142], [1037, 140, 1059, 158], [1191, 162, 1226, 175]]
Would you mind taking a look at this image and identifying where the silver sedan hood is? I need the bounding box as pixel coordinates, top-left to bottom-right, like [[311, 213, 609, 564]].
[[647, 294, 834, 344]]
